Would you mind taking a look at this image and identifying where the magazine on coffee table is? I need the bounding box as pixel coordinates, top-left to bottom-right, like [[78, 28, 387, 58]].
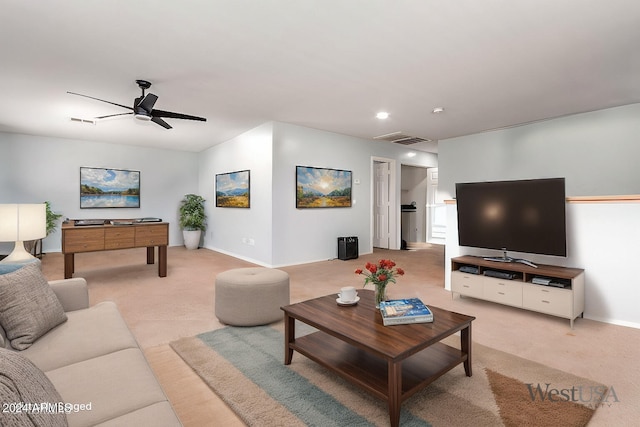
[[379, 298, 433, 325]]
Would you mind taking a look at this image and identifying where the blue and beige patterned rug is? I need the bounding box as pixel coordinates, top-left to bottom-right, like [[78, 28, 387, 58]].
[[170, 325, 605, 426]]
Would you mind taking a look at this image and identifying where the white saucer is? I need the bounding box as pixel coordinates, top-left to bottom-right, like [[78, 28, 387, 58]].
[[336, 296, 360, 306]]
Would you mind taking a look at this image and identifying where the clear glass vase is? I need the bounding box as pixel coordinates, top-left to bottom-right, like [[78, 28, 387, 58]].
[[374, 283, 388, 308]]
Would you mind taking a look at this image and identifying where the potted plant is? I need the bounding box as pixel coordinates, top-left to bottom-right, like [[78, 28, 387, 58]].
[[179, 194, 207, 250], [45, 201, 63, 235], [25, 201, 63, 257]]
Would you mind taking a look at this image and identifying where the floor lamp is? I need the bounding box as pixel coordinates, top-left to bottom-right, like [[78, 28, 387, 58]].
[[0, 204, 46, 264]]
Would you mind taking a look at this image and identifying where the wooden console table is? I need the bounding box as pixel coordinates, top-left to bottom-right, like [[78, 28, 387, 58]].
[[61, 222, 168, 279]]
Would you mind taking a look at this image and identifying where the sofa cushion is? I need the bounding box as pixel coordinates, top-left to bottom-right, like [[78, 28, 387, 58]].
[[46, 348, 171, 427], [0, 347, 68, 427], [21, 301, 139, 372], [0, 262, 67, 350]]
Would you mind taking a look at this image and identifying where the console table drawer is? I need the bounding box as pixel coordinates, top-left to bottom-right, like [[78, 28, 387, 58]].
[[483, 279, 522, 307], [523, 285, 572, 317], [63, 228, 105, 252], [135, 225, 168, 246], [105, 227, 135, 249], [451, 271, 484, 298]]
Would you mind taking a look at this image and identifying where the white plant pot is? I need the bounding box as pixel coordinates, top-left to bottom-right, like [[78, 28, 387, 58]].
[[183, 230, 202, 250]]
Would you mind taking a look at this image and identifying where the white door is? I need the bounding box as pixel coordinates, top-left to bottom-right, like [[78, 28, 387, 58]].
[[373, 161, 390, 248], [426, 168, 446, 243]]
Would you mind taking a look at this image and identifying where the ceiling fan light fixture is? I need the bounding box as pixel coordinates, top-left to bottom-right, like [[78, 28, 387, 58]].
[[376, 111, 389, 120], [134, 113, 152, 121]]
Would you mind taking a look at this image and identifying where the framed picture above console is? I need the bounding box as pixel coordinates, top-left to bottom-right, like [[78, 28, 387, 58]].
[[296, 165, 352, 208], [215, 169, 250, 208], [80, 167, 140, 209]]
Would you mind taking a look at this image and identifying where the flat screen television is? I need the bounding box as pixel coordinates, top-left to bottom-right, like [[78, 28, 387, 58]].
[[455, 178, 567, 260]]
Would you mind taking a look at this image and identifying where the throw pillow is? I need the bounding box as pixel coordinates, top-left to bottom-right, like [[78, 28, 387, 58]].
[[0, 264, 25, 275], [0, 263, 67, 350], [0, 347, 68, 426]]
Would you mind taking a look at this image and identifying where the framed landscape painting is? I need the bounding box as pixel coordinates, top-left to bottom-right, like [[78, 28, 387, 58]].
[[216, 170, 250, 208], [296, 166, 352, 208], [80, 167, 140, 208]]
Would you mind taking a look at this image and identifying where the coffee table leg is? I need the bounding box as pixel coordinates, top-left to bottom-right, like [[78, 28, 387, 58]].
[[284, 314, 295, 365], [388, 360, 401, 427], [461, 323, 472, 377]]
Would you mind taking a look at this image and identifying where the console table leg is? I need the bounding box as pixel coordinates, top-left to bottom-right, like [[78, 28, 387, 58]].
[[388, 361, 402, 427], [147, 246, 155, 264], [461, 323, 472, 377], [284, 314, 295, 365], [158, 246, 167, 277], [64, 253, 74, 279]]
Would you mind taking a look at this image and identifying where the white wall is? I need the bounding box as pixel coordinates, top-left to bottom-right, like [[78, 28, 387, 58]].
[[270, 123, 437, 266], [439, 103, 640, 328], [197, 122, 438, 267], [0, 132, 198, 252], [198, 123, 274, 265]]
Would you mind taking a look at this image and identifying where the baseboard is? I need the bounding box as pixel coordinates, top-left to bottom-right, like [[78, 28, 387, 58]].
[[584, 314, 640, 330]]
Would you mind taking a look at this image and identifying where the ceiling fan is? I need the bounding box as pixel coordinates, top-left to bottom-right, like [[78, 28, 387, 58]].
[[67, 80, 206, 129]]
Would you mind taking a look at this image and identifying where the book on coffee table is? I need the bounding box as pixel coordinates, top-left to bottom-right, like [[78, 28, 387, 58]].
[[379, 298, 433, 325]]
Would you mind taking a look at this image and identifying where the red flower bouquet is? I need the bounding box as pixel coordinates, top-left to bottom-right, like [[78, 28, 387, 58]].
[[355, 259, 405, 307]]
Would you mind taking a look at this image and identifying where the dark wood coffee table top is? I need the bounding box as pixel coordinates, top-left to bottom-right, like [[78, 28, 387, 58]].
[[283, 289, 474, 360], [281, 289, 475, 427]]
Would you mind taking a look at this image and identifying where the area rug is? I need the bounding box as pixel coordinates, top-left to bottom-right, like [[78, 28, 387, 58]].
[[170, 325, 606, 426]]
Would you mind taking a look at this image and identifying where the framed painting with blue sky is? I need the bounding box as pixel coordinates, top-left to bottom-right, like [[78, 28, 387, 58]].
[[296, 166, 352, 208], [80, 167, 140, 208], [216, 170, 250, 208]]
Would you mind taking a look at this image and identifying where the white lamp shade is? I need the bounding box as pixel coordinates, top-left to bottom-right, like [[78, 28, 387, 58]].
[[0, 204, 46, 242]]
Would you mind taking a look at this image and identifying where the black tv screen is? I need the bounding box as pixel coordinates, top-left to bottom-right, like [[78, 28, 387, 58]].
[[455, 178, 567, 257]]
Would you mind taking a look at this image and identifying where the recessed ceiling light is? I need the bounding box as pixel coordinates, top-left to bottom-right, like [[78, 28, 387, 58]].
[[376, 112, 389, 120], [432, 107, 445, 114]]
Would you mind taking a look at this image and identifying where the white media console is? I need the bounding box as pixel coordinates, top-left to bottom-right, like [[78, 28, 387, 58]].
[[451, 255, 585, 328]]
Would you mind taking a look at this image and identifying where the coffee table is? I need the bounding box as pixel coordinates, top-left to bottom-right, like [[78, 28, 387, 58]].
[[281, 289, 475, 427]]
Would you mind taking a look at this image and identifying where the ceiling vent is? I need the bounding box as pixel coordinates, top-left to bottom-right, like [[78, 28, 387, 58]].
[[70, 117, 96, 125], [374, 131, 431, 145]]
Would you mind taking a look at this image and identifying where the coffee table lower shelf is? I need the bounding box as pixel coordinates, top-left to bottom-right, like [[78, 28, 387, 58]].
[[290, 330, 467, 402]]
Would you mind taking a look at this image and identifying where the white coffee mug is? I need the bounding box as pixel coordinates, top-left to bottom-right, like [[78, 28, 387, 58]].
[[339, 286, 357, 302]]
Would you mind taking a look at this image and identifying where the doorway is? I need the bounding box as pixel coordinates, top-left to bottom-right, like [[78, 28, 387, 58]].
[[371, 157, 397, 250]]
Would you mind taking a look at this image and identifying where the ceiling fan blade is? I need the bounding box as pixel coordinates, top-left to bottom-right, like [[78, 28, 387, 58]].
[[152, 109, 207, 122], [95, 112, 133, 120], [137, 93, 158, 113], [67, 91, 133, 111], [151, 116, 172, 129]]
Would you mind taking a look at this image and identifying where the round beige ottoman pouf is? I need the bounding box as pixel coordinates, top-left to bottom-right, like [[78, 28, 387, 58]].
[[215, 267, 290, 326]]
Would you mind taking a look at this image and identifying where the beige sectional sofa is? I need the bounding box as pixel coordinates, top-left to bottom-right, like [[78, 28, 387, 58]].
[[0, 263, 181, 426]]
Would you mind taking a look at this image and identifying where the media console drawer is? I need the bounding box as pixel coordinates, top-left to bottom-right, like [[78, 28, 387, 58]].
[[135, 224, 168, 246], [483, 278, 522, 307], [63, 228, 105, 253], [105, 227, 135, 250], [522, 284, 572, 317], [451, 271, 484, 299]]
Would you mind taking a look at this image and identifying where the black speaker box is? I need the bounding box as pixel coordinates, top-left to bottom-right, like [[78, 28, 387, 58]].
[[338, 236, 358, 260]]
